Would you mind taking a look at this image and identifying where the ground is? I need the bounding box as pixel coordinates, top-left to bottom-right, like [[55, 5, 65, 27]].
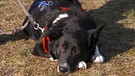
[[0, 0, 135, 76]]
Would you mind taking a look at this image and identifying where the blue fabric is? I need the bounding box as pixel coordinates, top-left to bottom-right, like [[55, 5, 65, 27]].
[[30, 0, 44, 10], [30, 0, 53, 10], [37, 1, 53, 11], [30, 25, 35, 39], [38, 1, 53, 7]]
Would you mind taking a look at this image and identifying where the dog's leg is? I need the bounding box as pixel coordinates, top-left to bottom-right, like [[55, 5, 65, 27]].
[[91, 45, 104, 63]]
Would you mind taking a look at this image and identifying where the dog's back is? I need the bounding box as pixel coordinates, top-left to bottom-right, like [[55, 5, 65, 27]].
[[23, 0, 82, 39]]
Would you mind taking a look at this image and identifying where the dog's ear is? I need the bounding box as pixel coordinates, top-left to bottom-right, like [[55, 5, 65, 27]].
[[88, 25, 104, 46], [42, 28, 63, 40]]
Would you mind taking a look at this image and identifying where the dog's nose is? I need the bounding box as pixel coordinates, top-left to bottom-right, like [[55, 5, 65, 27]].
[[59, 66, 68, 73]]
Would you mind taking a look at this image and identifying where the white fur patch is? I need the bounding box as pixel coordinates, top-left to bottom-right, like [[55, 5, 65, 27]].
[[53, 14, 69, 24], [49, 57, 57, 61], [91, 45, 104, 63], [57, 66, 60, 72], [92, 55, 104, 63], [78, 61, 87, 69]]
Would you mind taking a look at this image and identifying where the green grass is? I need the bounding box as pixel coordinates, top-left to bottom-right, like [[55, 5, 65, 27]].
[[0, 0, 135, 76]]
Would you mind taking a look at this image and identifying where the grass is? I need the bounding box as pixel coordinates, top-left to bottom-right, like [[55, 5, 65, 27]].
[[0, 0, 135, 76]]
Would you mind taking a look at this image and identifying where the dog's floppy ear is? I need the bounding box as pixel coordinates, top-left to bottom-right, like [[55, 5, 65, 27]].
[[31, 28, 63, 57], [88, 25, 104, 46], [42, 28, 63, 40]]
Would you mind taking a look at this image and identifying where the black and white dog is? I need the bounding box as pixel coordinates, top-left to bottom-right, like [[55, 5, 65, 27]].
[[23, 0, 104, 73]]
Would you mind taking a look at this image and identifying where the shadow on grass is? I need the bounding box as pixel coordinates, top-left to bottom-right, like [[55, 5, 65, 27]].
[[0, 31, 29, 45], [88, 0, 135, 62]]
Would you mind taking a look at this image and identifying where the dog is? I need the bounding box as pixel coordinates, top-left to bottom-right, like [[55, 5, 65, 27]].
[[23, 0, 104, 73]]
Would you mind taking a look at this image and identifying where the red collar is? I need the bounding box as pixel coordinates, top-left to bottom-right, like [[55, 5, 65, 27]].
[[42, 36, 50, 53], [60, 7, 70, 11], [60, 7, 87, 11], [42, 25, 50, 54]]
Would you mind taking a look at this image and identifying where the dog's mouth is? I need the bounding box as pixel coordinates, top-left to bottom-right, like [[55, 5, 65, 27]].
[[57, 61, 87, 73]]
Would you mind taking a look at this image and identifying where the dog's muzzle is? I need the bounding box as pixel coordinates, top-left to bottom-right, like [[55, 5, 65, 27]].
[[57, 62, 70, 73], [57, 61, 87, 73]]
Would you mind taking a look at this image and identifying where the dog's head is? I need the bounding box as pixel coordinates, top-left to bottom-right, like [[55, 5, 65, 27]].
[[49, 25, 104, 73]]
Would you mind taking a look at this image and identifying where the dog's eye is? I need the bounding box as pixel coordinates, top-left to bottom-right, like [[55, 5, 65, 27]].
[[72, 46, 79, 55]]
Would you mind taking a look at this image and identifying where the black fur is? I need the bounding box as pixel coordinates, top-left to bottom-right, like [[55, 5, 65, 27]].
[[23, 0, 103, 73]]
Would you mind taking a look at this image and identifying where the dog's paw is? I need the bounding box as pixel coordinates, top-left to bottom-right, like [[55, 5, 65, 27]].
[[91, 55, 104, 63], [50, 57, 58, 61], [78, 61, 87, 69]]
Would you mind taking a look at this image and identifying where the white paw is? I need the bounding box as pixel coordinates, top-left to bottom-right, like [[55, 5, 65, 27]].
[[57, 66, 60, 72], [91, 55, 104, 63], [78, 61, 87, 69], [49, 57, 58, 61]]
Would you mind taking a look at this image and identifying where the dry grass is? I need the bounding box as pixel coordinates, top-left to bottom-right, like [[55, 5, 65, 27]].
[[0, 0, 135, 76]]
